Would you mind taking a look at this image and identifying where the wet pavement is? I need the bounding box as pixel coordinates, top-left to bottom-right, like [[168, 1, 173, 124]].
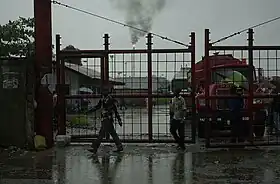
[[1, 144, 280, 184]]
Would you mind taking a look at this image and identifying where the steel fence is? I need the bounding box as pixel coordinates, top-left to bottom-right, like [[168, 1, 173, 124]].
[[55, 32, 196, 143]]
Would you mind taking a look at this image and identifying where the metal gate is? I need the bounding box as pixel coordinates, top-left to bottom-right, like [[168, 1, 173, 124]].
[[55, 32, 196, 143], [203, 28, 280, 148]]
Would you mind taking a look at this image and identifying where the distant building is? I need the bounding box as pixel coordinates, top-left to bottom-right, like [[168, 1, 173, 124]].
[[43, 60, 124, 108], [45, 62, 123, 95], [114, 76, 170, 106]]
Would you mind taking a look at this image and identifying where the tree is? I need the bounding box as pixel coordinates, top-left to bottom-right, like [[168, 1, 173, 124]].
[[0, 17, 82, 65], [0, 17, 35, 57]]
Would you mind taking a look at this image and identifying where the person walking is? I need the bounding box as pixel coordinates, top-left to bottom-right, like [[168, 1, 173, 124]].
[[88, 86, 123, 154], [228, 86, 245, 143], [169, 88, 187, 150], [52, 90, 59, 138], [271, 87, 280, 134]]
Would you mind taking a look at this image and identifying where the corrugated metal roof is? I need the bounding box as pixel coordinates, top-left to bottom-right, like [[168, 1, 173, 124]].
[[65, 62, 122, 84], [53, 55, 121, 83]]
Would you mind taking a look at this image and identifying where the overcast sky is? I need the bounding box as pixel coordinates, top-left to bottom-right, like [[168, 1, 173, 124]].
[[1, 0, 280, 78]]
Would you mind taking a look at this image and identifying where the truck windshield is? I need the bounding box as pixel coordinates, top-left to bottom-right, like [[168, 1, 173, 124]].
[[211, 66, 256, 83]]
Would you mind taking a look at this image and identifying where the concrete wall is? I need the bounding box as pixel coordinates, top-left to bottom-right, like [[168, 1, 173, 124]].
[[0, 59, 32, 148]]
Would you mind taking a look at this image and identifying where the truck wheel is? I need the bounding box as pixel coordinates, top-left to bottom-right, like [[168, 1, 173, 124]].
[[254, 125, 265, 137], [253, 111, 266, 137], [198, 121, 205, 138]]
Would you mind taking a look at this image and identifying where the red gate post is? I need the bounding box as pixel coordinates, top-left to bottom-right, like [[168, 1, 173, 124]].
[[247, 29, 254, 143], [55, 34, 66, 135], [103, 34, 110, 140], [34, 0, 53, 147], [34, 0, 52, 73], [190, 32, 196, 143], [204, 29, 211, 148], [55, 35, 61, 86], [101, 57, 105, 88], [147, 33, 153, 142], [60, 48, 67, 135]]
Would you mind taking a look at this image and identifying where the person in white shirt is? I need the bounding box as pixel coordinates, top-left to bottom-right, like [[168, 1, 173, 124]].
[[169, 88, 187, 150]]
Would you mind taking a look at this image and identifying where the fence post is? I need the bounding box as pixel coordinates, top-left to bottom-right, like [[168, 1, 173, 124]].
[[103, 33, 110, 140], [204, 29, 210, 148], [55, 34, 61, 86], [147, 33, 153, 142], [60, 38, 66, 135], [55, 34, 61, 134], [56, 34, 66, 135], [190, 32, 196, 143], [103, 34, 110, 85], [248, 28, 254, 143]]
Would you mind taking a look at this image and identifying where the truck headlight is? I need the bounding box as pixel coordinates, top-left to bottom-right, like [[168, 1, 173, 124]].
[[253, 99, 262, 104], [198, 99, 205, 106]]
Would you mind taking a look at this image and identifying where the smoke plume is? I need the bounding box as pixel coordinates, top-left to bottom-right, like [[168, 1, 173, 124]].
[[111, 0, 166, 45]]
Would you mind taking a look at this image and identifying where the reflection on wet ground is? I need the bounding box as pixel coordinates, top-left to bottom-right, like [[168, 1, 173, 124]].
[[1, 145, 280, 183]]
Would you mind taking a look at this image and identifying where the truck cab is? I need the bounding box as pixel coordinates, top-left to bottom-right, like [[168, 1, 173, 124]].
[[196, 54, 267, 138]]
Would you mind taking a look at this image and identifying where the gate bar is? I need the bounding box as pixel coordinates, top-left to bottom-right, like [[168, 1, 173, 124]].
[[147, 33, 153, 142], [55, 35, 61, 85], [59, 48, 191, 54], [109, 49, 191, 54], [210, 45, 280, 51], [71, 138, 194, 143], [103, 34, 110, 85], [204, 29, 211, 148], [190, 32, 196, 143], [65, 94, 194, 99], [198, 94, 278, 99], [248, 28, 254, 143], [60, 53, 104, 58], [104, 33, 110, 140], [55, 34, 67, 135]]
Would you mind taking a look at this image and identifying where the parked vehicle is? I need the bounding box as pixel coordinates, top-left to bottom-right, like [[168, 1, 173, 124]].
[[195, 54, 267, 138]]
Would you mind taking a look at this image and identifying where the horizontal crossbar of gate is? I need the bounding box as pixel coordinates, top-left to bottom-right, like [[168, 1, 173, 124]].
[[210, 45, 280, 51], [65, 94, 193, 99], [59, 48, 191, 55], [70, 137, 194, 144]]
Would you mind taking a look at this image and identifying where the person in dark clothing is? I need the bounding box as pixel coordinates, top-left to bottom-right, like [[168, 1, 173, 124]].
[[119, 98, 127, 110], [271, 88, 280, 133], [228, 86, 245, 142], [81, 98, 90, 112], [169, 88, 186, 150], [88, 86, 123, 154], [52, 91, 59, 136]]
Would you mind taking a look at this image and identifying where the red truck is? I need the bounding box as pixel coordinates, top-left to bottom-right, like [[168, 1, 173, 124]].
[[196, 54, 267, 138]]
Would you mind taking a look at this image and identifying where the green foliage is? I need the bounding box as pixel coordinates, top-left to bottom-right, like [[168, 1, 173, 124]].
[[0, 16, 79, 65], [155, 98, 170, 105], [0, 17, 35, 57], [68, 116, 89, 127]]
